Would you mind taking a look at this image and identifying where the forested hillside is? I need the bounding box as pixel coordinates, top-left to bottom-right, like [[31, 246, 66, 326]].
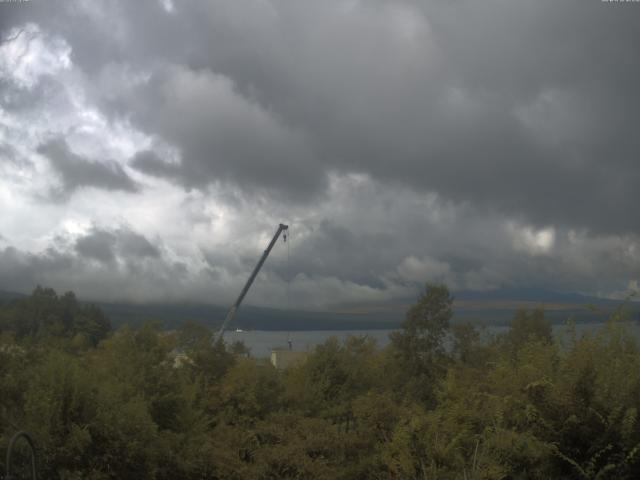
[[1, 285, 640, 479]]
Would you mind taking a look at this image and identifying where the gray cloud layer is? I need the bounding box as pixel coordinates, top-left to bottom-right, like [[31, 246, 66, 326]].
[[1, 0, 639, 305], [3, 0, 639, 229], [38, 138, 138, 199]]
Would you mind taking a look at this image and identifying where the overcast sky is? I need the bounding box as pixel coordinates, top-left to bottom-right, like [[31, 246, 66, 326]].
[[1, 0, 639, 309]]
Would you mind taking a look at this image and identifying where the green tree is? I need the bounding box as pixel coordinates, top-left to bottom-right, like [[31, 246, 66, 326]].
[[219, 358, 283, 424], [389, 283, 453, 405], [505, 308, 552, 353], [451, 322, 482, 364], [0, 287, 111, 346]]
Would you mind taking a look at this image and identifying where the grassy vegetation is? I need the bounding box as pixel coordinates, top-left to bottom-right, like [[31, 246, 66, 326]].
[[1, 285, 640, 479]]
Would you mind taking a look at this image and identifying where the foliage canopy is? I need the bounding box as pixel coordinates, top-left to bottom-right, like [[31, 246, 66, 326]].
[[2, 285, 640, 479]]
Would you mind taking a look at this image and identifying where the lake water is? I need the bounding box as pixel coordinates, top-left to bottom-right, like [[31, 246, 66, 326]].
[[223, 322, 640, 358], [223, 329, 395, 358]]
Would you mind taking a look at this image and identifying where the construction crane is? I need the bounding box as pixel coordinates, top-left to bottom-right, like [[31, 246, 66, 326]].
[[216, 223, 289, 341]]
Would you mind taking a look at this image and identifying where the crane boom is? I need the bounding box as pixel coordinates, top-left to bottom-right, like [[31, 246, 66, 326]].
[[216, 223, 289, 341]]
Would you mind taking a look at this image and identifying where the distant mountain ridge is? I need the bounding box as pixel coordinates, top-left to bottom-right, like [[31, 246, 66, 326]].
[[98, 302, 401, 331], [454, 287, 626, 305], [0, 290, 26, 302], [0, 287, 636, 330], [89, 288, 640, 330]]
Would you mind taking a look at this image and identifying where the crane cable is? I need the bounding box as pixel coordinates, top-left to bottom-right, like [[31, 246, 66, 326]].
[[286, 224, 291, 349], [286, 224, 290, 312]]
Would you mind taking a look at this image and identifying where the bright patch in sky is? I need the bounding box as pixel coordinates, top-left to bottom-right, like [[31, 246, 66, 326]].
[[0, 24, 71, 89], [509, 225, 555, 256]]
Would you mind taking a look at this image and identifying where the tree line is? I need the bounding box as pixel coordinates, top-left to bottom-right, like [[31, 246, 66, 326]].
[[1, 284, 640, 479]]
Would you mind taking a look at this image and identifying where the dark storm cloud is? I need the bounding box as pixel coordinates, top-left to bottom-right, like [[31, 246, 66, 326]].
[[130, 150, 181, 180], [0, 245, 74, 294], [0, 5, 23, 41], [122, 64, 327, 201], [5, 0, 640, 232], [75, 229, 116, 263], [118, 229, 161, 259], [75, 227, 161, 264], [0, 229, 191, 303], [37, 138, 138, 198], [0, 143, 23, 166], [269, 219, 396, 290]]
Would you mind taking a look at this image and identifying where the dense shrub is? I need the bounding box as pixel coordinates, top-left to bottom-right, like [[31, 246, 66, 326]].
[[2, 285, 639, 479]]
